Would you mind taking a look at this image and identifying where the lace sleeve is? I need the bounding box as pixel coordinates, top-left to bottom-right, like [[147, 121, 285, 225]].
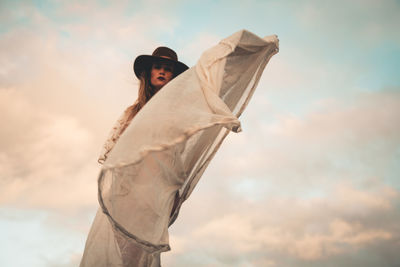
[[98, 103, 138, 164]]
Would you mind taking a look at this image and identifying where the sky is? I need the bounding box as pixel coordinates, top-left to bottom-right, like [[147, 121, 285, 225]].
[[0, 0, 399, 266]]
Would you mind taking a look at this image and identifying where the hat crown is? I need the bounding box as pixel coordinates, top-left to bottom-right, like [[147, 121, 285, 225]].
[[152, 47, 178, 61]]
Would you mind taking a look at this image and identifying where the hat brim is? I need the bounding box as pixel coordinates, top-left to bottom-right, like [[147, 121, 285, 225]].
[[133, 55, 189, 79]]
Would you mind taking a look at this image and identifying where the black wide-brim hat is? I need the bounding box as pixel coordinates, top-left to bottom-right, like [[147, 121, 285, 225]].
[[133, 46, 189, 79]]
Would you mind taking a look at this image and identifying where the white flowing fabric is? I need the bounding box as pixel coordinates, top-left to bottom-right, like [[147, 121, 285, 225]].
[[80, 30, 279, 267]]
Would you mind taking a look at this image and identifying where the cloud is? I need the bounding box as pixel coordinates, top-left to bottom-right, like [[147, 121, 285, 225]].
[[210, 90, 400, 191], [267, 91, 400, 143], [0, 89, 98, 209], [165, 181, 399, 266]]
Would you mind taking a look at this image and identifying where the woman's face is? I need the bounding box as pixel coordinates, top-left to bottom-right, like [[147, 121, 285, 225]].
[[150, 61, 174, 91]]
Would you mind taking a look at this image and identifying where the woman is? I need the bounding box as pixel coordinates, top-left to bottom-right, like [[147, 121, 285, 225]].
[[81, 46, 188, 267], [98, 46, 189, 164], [81, 30, 279, 267]]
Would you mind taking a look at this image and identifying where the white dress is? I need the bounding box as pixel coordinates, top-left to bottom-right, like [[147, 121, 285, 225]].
[[80, 29, 279, 267]]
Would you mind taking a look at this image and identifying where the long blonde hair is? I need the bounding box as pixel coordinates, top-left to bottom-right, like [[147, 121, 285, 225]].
[[127, 70, 158, 121]]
